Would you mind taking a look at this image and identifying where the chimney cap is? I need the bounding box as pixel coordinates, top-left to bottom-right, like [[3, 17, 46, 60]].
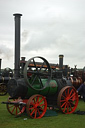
[[59, 55, 64, 58], [13, 13, 22, 17]]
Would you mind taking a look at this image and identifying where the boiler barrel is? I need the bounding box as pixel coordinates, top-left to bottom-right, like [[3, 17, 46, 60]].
[[27, 79, 58, 97], [7, 78, 58, 98]]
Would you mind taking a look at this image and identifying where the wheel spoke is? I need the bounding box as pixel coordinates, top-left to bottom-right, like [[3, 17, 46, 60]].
[[8, 105, 15, 108], [38, 75, 43, 87], [38, 98, 44, 104], [69, 89, 74, 96], [39, 62, 44, 71], [60, 99, 66, 102], [37, 109, 41, 116], [30, 109, 35, 116], [61, 101, 66, 108], [31, 75, 37, 86], [70, 101, 75, 106], [29, 106, 35, 110], [37, 96, 39, 103], [70, 93, 75, 99], [61, 94, 66, 99], [33, 59, 39, 73], [34, 110, 37, 118], [63, 104, 67, 112], [17, 106, 21, 112], [67, 104, 69, 113], [69, 103, 73, 111], [39, 103, 45, 106], [16, 107, 17, 115], [33, 97, 36, 104], [38, 107, 44, 111], [30, 102, 35, 106], [11, 106, 16, 113]]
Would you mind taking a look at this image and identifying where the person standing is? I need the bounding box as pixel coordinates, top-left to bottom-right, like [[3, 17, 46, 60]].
[[77, 81, 85, 102]]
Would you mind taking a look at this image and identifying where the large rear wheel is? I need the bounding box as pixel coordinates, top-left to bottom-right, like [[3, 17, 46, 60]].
[[57, 86, 79, 114]]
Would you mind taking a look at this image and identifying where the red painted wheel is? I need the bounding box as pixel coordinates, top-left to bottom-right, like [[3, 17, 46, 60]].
[[26, 94, 47, 119], [6, 98, 26, 116], [57, 86, 79, 114]]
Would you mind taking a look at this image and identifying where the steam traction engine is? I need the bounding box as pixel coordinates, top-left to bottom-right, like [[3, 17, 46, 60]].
[[0, 65, 13, 96], [2, 14, 79, 119], [5, 56, 78, 119]]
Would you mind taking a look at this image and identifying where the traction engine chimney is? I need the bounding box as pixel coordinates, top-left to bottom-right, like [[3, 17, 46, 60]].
[[13, 13, 22, 78], [59, 55, 64, 70]]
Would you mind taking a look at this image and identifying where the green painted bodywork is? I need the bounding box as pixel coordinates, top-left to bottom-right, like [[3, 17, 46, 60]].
[[26, 78, 58, 97]]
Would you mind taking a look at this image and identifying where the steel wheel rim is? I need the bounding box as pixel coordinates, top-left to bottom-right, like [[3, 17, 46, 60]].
[[57, 86, 79, 114], [6, 98, 26, 116], [26, 94, 47, 119]]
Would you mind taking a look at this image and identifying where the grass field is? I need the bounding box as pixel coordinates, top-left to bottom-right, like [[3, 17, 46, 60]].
[[0, 94, 85, 128]]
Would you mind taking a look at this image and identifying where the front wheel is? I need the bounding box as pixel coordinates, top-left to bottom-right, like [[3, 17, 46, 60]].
[[26, 94, 47, 119]]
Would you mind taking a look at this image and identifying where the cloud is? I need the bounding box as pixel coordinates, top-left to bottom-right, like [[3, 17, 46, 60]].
[[0, 44, 13, 59], [0, 0, 85, 69]]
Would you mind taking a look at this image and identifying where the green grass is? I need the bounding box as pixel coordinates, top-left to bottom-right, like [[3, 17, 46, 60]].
[[0, 94, 85, 128]]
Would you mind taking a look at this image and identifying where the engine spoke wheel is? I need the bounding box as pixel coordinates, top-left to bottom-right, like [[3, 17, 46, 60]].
[[57, 86, 79, 114], [6, 98, 26, 116], [26, 94, 47, 119], [24, 56, 51, 90], [0, 83, 7, 96]]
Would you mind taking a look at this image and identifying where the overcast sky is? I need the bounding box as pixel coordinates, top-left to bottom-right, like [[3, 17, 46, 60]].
[[0, 0, 85, 69]]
